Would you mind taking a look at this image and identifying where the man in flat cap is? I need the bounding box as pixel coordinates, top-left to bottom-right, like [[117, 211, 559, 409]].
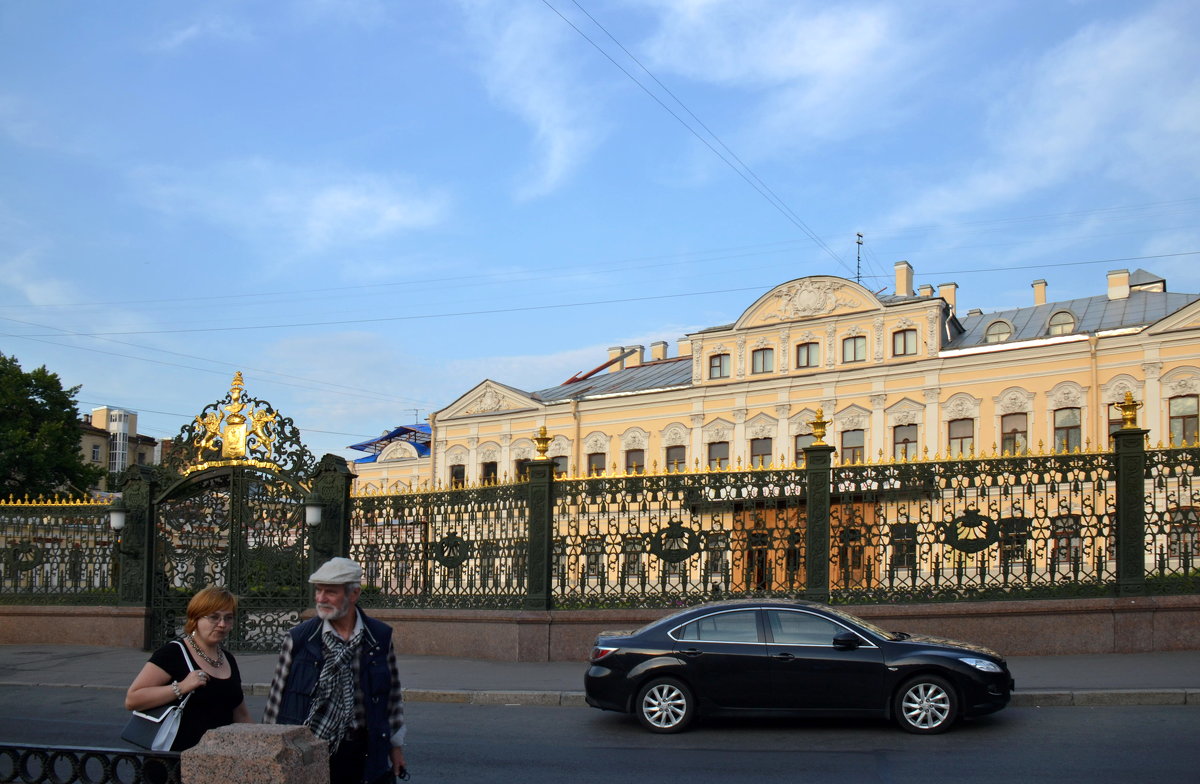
[[264, 557, 406, 783]]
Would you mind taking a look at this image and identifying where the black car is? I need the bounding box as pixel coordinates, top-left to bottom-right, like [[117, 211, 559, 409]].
[[584, 599, 1014, 734]]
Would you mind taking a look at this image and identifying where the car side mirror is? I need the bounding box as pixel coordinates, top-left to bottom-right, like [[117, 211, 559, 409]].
[[833, 631, 862, 650]]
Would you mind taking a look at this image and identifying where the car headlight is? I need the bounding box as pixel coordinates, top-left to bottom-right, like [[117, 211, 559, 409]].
[[959, 657, 1002, 673]]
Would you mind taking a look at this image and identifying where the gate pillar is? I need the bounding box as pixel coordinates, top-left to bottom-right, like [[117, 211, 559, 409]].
[[308, 454, 355, 571], [114, 465, 159, 648]]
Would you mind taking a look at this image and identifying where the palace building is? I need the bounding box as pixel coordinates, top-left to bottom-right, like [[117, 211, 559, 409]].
[[351, 263, 1200, 493]]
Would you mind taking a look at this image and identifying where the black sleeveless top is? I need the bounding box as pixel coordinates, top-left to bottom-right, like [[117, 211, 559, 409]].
[[148, 639, 243, 751]]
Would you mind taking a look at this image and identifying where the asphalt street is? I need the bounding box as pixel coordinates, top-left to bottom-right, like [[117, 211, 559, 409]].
[[0, 685, 1197, 783]]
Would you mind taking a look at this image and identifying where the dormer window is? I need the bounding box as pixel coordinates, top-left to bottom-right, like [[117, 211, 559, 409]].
[[892, 329, 917, 357], [1047, 311, 1076, 336], [985, 321, 1012, 343], [842, 336, 867, 363], [709, 353, 730, 379], [751, 348, 774, 374]]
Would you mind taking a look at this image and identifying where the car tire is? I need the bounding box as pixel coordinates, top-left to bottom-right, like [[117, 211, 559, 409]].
[[635, 677, 695, 733], [894, 674, 959, 734]]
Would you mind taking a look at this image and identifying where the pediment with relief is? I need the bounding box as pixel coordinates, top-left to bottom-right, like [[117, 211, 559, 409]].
[[439, 380, 540, 420], [735, 276, 882, 330]]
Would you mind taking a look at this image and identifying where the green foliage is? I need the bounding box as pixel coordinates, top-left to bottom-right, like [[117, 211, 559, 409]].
[[0, 353, 106, 498]]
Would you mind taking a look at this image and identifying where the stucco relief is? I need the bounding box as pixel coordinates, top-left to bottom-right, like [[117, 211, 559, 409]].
[[873, 316, 885, 361], [747, 415, 776, 440], [703, 420, 733, 442], [512, 445, 533, 461], [926, 309, 939, 356], [478, 444, 500, 462], [997, 388, 1034, 414], [464, 388, 505, 415], [1049, 382, 1086, 408], [549, 435, 571, 457], [778, 330, 790, 372], [732, 409, 747, 424], [620, 428, 648, 450], [467, 437, 478, 449], [839, 414, 867, 430], [775, 404, 791, 418], [886, 399, 924, 427], [584, 432, 610, 452], [1163, 367, 1200, 396], [896, 317, 915, 328], [825, 324, 837, 367], [446, 446, 468, 463], [790, 410, 817, 435], [1102, 375, 1142, 404], [870, 394, 887, 409], [1143, 362, 1163, 380], [690, 414, 706, 428], [762, 280, 863, 321], [662, 423, 689, 447], [942, 393, 981, 422], [736, 338, 746, 378], [378, 441, 419, 462]]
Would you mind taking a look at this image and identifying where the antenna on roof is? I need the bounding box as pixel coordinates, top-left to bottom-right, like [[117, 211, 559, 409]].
[[855, 233, 864, 284]]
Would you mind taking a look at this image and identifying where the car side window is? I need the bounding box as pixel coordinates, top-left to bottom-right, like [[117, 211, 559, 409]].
[[767, 610, 844, 646], [675, 610, 760, 643]]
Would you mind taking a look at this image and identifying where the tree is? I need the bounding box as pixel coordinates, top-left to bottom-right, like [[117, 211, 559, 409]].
[[0, 353, 105, 499]]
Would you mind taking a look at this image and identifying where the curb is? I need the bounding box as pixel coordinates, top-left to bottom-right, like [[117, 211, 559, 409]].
[[3, 681, 1196, 708]]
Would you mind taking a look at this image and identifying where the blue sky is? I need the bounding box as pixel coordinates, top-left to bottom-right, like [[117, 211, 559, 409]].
[[2, 0, 1199, 461]]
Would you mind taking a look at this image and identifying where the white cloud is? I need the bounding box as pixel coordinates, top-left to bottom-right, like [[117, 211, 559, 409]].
[[149, 16, 255, 52], [458, 1, 607, 199], [882, 1, 1200, 230], [136, 159, 449, 255]]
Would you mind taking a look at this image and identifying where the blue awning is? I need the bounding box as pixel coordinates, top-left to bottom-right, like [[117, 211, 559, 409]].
[[347, 424, 432, 457]]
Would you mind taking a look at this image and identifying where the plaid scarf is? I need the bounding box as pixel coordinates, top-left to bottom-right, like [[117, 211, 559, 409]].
[[304, 627, 361, 754]]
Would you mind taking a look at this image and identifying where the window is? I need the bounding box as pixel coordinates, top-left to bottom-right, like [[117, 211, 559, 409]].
[[749, 438, 773, 468], [1047, 311, 1076, 336], [481, 461, 498, 483], [586, 452, 607, 476], [794, 433, 815, 465], [449, 463, 466, 487], [1050, 515, 1082, 568], [1053, 407, 1081, 452], [1000, 517, 1032, 563], [709, 353, 730, 379], [552, 456, 569, 476], [893, 424, 918, 460], [984, 321, 1012, 343], [1169, 395, 1199, 445], [892, 329, 917, 357], [891, 524, 917, 570], [137, 452, 146, 465], [842, 335, 866, 363], [624, 449, 645, 474], [514, 458, 531, 478], [796, 342, 820, 368], [766, 610, 845, 646], [675, 610, 760, 643], [665, 445, 687, 472], [1107, 403, 1125, 440], [840, 429, 864, 464], [751, 348, 774, 374], [707, 441, 729, 470], [1001, 413, 1028, 455], [90, 444, 101, 462], [948, 419, 974, 456]]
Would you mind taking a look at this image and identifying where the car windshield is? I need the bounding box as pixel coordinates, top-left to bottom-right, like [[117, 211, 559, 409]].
[[821, 605, 905, 641]]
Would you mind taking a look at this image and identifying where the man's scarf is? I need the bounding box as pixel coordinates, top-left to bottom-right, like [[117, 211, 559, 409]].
[[305, 627, 361, 754]]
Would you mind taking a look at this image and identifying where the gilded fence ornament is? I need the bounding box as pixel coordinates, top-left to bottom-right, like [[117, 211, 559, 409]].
[[1116, 391, 1143, 430], [532, 426, 552, 461], [809, 407, 830, 445]]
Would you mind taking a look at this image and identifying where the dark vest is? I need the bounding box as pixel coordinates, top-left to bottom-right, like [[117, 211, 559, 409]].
[[275, 609, 394, 783]]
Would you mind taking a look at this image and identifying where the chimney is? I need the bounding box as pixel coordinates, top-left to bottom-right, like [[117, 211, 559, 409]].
[[650, 341, 668, 361], [1107, 269, 1130, 300], [937, 282, 957, 313], [894, 261, 914, 297], [607, 346, 625, 373], [624, 345, 644, 368], [1032, 279, 1047, 306], [678, 337, 693, 357], [918, 284, 934, 297]]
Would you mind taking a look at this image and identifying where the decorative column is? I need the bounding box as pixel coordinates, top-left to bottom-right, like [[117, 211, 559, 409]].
[[803, 409, 835, 602], [1112, 394, 1147, 597], [308, 454, 354, 570], [524, 427, 555, 610]]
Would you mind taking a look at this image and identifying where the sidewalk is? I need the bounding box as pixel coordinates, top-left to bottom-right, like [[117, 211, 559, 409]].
[[1, 645, 1197, 708]]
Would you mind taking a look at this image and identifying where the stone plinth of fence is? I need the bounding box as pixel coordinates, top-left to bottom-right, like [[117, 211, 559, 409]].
[[182, 724, 328, 784]]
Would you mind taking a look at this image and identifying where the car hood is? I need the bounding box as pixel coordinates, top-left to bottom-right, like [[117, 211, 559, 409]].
[[895, 633, 1003, 661]]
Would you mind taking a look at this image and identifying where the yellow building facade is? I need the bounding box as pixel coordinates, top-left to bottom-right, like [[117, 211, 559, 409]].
[[352, 263, 1200, 492]]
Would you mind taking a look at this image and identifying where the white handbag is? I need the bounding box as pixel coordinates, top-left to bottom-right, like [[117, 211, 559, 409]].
[[121, 640, 195, 751]]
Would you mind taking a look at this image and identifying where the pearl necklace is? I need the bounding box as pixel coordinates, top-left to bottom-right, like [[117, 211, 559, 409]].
[[186, 633, 225, 668]]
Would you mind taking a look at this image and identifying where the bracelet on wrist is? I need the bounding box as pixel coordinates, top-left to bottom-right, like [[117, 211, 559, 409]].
[[170, 680, 183, 699]]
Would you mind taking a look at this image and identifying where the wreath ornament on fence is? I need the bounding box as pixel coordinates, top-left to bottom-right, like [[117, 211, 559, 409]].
[[649, 519, 702, 564], [940, 509, 1001, 554]]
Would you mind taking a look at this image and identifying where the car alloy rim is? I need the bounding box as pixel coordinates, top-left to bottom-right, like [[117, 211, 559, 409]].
[[642, 683, 687, 728], [901, 682, 950, 729]]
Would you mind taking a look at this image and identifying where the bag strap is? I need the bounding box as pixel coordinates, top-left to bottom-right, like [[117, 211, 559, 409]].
[[173, 639, 195, 708]]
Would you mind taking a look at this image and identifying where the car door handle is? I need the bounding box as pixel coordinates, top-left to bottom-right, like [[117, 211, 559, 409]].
[[773, 653, 796, 661], [679, 648, 703, 657]]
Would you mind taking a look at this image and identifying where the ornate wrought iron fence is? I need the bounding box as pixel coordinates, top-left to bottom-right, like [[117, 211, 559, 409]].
[[551, 468, 810, 608], [351, 480, 530, 609], [827, 451, 1116, 603], [1145, 445, 1200, 592], [0, 744, 179, 784], [0, 499, 115, 604]]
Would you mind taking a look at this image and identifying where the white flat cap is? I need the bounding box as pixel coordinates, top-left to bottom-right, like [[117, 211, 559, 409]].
[[308, 557, 363, 584]]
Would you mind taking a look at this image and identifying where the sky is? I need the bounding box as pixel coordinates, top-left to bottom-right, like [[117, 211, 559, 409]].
[[2, 0, 1199, 463]]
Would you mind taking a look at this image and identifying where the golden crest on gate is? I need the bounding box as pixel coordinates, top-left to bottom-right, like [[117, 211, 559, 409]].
[[177, 372, 284, 476]]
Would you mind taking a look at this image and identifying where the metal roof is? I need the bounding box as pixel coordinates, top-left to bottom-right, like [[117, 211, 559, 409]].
[[533, 357, 693, 402], [347, 424, 432, 458], [949, 289, 1200, 348]]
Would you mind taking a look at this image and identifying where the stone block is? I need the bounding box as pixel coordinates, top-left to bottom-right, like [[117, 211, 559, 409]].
[[1011, 690, 1073, 707], [182, 724, 328, 784], [1071, 689, 1185, 706], [473, 689, 561, 706]]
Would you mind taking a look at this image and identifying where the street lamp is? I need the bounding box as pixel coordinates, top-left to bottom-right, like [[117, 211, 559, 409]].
[[304, 490, 323, 527], [108, 496, 127, 532]]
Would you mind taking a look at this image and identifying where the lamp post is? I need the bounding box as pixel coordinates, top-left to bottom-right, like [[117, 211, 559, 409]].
[[108, 496, 127, 532], [304, 490, 323, 527]]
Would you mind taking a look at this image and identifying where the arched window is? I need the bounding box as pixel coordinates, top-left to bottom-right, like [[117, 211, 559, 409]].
[[985, 321, 1012, 343], [1047, 311, 1076, 336]]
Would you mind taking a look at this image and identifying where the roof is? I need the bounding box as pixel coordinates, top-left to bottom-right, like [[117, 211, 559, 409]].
[[347, 424, 432, 458], [949, 289, 1200, 348], [532, 357, 693, 402]]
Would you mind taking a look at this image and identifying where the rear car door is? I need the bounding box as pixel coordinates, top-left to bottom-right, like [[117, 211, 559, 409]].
[[671, 609, 770, 710], [763, 609, 886, 711]]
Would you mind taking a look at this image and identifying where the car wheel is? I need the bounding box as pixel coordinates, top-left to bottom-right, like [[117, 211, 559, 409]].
[[894, 674, 959, 734], [635, 677, 695, 733]]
